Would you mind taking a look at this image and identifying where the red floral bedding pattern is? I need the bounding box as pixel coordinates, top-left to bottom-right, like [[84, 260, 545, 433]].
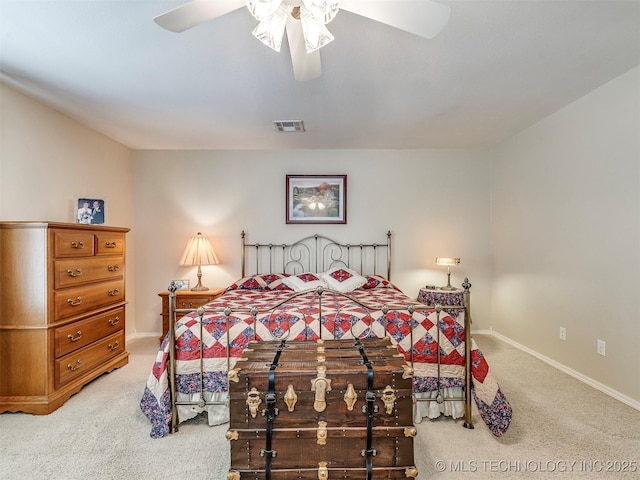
[[140, 283, 512, 438]]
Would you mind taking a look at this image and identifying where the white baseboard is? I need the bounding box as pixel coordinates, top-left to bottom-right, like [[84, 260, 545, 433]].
[[127, 332, 160, 342], [489, 329, 640, 412], [471, 329, 493, 335]]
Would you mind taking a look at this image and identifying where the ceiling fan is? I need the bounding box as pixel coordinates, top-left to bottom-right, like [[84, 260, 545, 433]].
[[154, 0, 451, 81]]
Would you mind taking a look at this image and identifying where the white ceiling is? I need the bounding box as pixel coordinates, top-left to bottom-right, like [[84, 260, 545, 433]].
[[1, 0, 638, 150]]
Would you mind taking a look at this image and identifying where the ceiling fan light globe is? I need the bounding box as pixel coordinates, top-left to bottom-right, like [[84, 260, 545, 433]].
[[300, 14, 334, 52], [246, 0, 283, 21], [303, 0, 341, 24], [252, 9, 288, 51]]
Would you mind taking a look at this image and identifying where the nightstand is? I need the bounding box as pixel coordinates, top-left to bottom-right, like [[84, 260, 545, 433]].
[[158, 288, 225, 341]]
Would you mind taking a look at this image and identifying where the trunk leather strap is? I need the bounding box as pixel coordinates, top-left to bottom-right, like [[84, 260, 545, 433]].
[[263, 339, 286, 479], [355, 338, 376, 480]]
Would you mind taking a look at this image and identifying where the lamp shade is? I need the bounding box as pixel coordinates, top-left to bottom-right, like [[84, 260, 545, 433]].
[[179, 233, 219, 267], [435, 257, 460, 266], [435, 257, 460, 291]]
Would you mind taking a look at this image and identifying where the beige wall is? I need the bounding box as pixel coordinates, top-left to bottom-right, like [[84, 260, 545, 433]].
[[491, 66, 640, 404], [0, 83, 136, 335], [2, 65, 639, 407], [131, 149, 493, 336]]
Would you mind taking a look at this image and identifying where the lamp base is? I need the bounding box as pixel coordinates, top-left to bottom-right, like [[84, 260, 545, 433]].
[[439, 270, 458, 290], [439, 285, 458, 291], [190, 268, 209, 291], [190, 285, 209, 291]]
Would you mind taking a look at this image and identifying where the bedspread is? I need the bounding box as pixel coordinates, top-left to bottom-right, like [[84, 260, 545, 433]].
[[140, 287, 512, 438]]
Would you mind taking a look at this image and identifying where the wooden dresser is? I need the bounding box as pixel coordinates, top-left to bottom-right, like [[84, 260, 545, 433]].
[[158, 288, 225, 341], [0, 221, 130, 414]]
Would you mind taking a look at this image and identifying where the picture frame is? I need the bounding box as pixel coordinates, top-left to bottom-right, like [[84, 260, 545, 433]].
[[76, 198, 106, 225], [286, 175, 347, 224], [172, 279, 190, 291]]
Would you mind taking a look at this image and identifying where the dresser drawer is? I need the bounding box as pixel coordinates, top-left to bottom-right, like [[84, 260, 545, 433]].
[[55, 306, 125, 357], [175, 295, 218, 309], [54, 279, 125, 319], [53, 230, 95, 258], [95, 233, 125, 256], [55, 331, 125, 388], [54, 257, 125, 289]]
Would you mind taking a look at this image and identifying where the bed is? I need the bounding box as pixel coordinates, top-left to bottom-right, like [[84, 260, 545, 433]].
[[140, 231, 511, 439]]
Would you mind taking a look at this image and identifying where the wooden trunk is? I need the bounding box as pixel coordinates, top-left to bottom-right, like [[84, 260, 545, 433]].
[[227, 338, 417, 479]]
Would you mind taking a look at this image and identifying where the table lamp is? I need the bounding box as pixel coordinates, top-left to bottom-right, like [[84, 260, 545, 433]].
[[435, 257, 460, 290], [179, 232, 219, 291]]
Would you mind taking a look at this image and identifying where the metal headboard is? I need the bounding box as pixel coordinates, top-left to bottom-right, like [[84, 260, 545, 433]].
[[241, 231, 392, 280]]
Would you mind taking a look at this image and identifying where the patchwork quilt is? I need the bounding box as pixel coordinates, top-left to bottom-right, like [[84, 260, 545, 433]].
[[140, 273, 512, 438]]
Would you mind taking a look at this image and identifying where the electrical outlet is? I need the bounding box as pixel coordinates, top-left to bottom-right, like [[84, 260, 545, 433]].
[[559, 327, 566, 341], [597, 339, 606, 356]]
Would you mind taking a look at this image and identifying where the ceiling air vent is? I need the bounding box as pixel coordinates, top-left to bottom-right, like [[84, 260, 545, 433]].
[[273, 120, 305, 132]]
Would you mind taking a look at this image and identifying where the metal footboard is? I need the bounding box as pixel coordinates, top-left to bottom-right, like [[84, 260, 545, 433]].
[[166, 280, 474, 434]]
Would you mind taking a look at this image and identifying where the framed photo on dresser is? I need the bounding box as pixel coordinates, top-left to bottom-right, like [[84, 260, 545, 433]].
[[76, 198, 105, 225], [286, 175, 347, 224], [172, 279, 190, 291]]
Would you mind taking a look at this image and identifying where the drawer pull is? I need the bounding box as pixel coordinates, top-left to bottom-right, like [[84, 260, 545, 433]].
[[109, 316, 121, 326], [108, 289, 120, 296], [67, 331, 83, 342], [70, 241, 84, 249], [67, 359, 82, 371], [67, 296, 83, 306], [107, 264, 120, 272], [105, 241, 117, 248], [108, 341, 120, 350], [66, 268, 82, 277]]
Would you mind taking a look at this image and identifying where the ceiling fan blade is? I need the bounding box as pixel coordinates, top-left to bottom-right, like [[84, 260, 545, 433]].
[[154, 0, 246, 33], [285, 15, 322, 81], [339, 0, 451, 39]]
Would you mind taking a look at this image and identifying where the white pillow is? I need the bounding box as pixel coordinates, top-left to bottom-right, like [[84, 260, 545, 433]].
[[321, 267, 367, 293], [282, 273, 326, 292]]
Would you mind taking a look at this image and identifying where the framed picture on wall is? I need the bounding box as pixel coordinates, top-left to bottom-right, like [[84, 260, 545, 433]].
[[76, 198, 106, 225], [286, 175, 347, 224]]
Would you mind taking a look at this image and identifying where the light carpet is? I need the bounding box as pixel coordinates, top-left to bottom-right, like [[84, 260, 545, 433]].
[[1, 334, 638, 479]]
